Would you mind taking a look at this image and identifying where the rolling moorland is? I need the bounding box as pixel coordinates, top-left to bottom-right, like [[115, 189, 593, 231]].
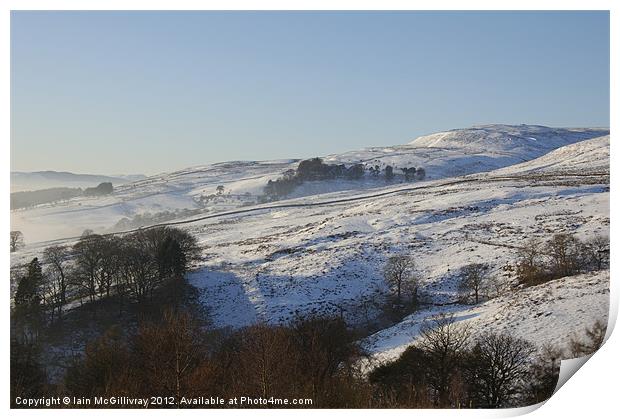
[[10, 124, 610, 408]]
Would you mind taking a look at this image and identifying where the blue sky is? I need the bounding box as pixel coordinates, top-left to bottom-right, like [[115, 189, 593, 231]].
[[11, 11, 609, 175]]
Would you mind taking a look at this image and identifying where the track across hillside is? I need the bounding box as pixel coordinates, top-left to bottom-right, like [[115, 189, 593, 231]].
[[33, 170, 608, 246]]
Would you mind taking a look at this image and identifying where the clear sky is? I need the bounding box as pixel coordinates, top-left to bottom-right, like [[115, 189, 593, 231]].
[[11, 11, 609, 175]]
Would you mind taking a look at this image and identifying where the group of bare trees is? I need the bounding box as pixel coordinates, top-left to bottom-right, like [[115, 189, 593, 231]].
[[60, 312, 369, 408], [11, 227, 201, 405], [12, 303, 605, 409], [382, 256, 495, 311], [11, 227, 200, 335], [369, 314, 589, 408], [383, 232, 610, 311], [382, 255, 504, 313], [516, 233, 609, 286]]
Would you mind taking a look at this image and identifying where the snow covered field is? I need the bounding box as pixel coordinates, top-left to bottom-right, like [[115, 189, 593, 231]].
[[10, 124, 610, 368]]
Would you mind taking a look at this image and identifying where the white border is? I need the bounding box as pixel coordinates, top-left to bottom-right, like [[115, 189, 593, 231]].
[[2, 1, 616, 418]]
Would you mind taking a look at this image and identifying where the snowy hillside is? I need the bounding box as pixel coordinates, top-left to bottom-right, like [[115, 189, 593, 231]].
[[176, 133, 608, 329], [328, 124, 607, 180], [362, 270, 610, 369], [10, 125, 608, 244], [183, 149, 609, 328], [491, 135, 610, 175], [10, 125, 610, 381]]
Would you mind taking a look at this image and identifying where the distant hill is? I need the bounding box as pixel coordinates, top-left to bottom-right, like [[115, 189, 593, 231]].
[[9, 125, 609, 243], [111, 174, 148, 182], [11, 187, 84, 210], [10, 171, 145, 192]]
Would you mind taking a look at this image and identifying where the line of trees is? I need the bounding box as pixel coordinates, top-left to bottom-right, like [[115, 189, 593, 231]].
[[262, 158, 426, 201], [11, 182, 114, 210], [84, 182, 114, 196]]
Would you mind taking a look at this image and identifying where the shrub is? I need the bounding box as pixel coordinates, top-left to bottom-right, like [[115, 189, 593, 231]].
[[516, 233, 608, 286]]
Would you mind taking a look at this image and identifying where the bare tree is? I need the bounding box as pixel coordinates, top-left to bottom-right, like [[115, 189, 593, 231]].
[[43, 245, 70, 305], [287, 316, 360, 404], [81, 229, 94, 237], [383, 255, 418, 305], [72, 234, 104, 304], [96, 236, 122, 298], [458, 263, 488, 304], [10, 231, 24, 252], [488, 275, 510, 298], [547, 233, 581, 278], [465, 332, 536, 407], [131, 310, 208, 400], [516, 238, 545, 285], [582, 235, 609, 271], [42, 269, 64, 322], [418, 314, 471, 406], [231, 324, 293, 399], [118, 234, 159, 303]]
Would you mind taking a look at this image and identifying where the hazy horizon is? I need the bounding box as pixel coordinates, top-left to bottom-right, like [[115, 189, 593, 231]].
[[11, 11, 610, 175], [9, 121, 612, 178]]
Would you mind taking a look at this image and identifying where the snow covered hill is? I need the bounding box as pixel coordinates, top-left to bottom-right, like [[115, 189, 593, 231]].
[[327, 124, 607, 181], [10, 125, 608, 244], [491, 135, 610, 176], [10, 125, 610, 374]]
